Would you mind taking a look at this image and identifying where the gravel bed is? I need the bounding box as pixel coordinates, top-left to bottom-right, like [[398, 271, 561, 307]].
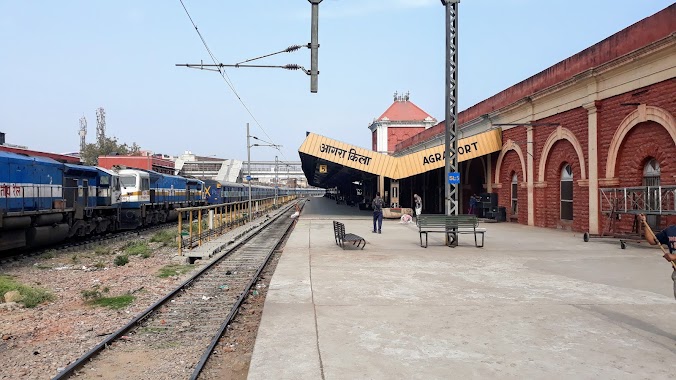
[[0, 234, 199, 380]]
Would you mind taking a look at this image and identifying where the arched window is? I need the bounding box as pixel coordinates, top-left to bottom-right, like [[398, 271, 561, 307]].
[[560, 164, 573, 221], [643, 159, 661, 229], [511, 173, 518, 215]]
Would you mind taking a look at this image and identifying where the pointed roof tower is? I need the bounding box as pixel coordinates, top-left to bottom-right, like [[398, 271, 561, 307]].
[[377, 91, 435, 122], [368, 92, 437, 154]]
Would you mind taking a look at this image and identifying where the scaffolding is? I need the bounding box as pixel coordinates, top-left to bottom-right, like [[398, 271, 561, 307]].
[[584, 185, 676, 248]]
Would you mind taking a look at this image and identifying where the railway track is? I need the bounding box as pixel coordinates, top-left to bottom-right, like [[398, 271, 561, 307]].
[[52, 201, 301, 380]]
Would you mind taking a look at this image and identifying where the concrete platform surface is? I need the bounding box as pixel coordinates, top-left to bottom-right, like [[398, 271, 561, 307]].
[[248, 196, 676, 380]]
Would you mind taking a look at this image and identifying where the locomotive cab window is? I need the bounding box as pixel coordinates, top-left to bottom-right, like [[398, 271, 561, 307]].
[[141, 178, 150, 191], [120, 176, 136, 188]]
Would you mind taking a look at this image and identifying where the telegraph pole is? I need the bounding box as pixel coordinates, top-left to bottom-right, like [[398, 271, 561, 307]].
[[308, 0, 323, 93], [275, 155, 279, 207], [247, 123, 252, 223]]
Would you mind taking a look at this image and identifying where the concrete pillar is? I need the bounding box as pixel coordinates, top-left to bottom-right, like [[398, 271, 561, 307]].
[[378, 175, 385, 198], [526, 125, 534, 226], [584, 102, 599, 234]]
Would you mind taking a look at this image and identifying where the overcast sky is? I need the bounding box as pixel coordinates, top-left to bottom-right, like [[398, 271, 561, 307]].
[[1, 0, 672, 164]]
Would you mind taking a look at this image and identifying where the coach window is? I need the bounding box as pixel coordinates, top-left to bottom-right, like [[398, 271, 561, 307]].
[[511, 173, 518, 215], [560, 164, 573, 220], [141, 178, 150, 191]]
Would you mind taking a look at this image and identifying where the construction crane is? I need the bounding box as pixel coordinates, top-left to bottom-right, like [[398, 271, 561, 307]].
[[78, 116, 87, 157], [96, 107, 106, 148]]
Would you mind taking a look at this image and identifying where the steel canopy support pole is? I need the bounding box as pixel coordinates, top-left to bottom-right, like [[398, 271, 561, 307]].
[[442, 0, 459, 246], [442, 0, 459, 217]]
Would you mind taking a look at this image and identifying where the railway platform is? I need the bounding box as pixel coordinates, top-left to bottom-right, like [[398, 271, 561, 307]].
[[248, 196, 676, 379]]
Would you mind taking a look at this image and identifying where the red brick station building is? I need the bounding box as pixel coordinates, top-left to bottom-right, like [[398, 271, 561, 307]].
[[299, 5, 675, 236]]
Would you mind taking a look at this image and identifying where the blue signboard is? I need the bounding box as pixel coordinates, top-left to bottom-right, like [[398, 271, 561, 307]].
[[448, 172, 460, 184], [246, 175, 252, 181]]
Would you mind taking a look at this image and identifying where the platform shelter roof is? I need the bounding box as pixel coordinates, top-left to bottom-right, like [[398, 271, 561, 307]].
[[298, 128, 502, 188]]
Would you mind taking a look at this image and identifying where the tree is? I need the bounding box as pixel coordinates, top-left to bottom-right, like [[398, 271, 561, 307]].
[[80, 136, 141, 165]]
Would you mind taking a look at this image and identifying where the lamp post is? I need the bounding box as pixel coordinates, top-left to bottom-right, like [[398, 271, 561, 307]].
[[246, 123, 281, 222], [275, 155, 279, 207]]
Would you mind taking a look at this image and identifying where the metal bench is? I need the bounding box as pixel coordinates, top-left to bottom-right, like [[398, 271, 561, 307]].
[[417, 214, 485, 248], [333, 221, 366, 250]]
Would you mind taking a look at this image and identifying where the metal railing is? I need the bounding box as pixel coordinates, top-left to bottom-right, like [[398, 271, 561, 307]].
[[176, 195, 297, 255], [600, 185, 676, 215]]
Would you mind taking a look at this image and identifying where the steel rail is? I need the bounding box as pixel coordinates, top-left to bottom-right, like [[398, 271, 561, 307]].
[[189, 200, 303, 379]]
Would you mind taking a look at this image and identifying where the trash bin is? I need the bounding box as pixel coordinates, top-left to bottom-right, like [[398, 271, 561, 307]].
[[497, 206, 507, 222]]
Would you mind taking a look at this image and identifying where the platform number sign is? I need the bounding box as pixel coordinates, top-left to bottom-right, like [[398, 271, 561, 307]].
[[246, 175, 252, 181], [319, 165, 327, 173], [448, 172, 460, 184]]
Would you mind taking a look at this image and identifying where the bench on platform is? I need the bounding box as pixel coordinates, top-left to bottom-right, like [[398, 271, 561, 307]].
[[417, 214, 485, 248], [333, 221, 366, 250]]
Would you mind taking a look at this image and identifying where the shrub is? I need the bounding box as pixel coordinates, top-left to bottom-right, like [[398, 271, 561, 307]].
[[41, 250, 56, 260], [114, 255, 129, 266], [150, 230, 177, 247], [91, 295, 135, 309], [95, 246, 112, 255], [0, 275, 54, 308], [158, 264, 193, 278], [124, 241, 150, 257]]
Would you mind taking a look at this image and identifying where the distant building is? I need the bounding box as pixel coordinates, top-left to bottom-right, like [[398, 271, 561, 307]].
[[175, 151, 307, 186], [97, 155, 175, 174], [0, 132, 80, 163]]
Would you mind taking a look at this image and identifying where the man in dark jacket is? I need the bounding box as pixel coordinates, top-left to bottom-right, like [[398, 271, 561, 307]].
[[639, 214, 676, 299], [372, 192, 384, 234]]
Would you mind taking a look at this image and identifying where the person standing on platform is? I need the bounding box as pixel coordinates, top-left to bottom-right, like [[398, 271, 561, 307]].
[[414, 193, 423, 218], [372, 192, 384, 234], [468, 194, 478, 215]]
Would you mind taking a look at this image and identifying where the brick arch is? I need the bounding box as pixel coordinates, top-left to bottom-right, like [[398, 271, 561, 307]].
[[537, 126, 586, 182], [494, 139, 526, 184], [617, 140, 669, 186], [605, 105, 676, 178]]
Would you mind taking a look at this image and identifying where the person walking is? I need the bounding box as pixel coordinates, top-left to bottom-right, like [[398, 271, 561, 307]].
[[372, 192, 384, 234], [639, 214, 676, 299]]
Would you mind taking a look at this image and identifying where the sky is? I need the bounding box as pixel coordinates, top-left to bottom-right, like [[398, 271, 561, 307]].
[[1, 0, 673, 165]]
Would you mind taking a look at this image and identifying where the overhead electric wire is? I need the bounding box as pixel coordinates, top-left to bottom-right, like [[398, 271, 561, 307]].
[[178, 0, 288, 160]]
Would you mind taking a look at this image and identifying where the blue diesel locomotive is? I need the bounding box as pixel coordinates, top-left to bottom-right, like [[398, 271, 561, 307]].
[[0, 152, 206, 252], [0, 151, 318, 252]]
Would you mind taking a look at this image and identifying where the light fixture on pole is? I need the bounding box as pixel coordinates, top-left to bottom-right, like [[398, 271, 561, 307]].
[[274, 155, 279, 207], [246, 123, 282, 222]]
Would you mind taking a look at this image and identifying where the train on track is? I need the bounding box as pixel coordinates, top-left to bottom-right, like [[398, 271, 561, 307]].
[[0, 151, 321, 252]]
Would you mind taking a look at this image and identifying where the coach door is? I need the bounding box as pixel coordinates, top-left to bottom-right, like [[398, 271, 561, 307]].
[[642, 159, 660, 230], [64, 178, 78, 208]]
